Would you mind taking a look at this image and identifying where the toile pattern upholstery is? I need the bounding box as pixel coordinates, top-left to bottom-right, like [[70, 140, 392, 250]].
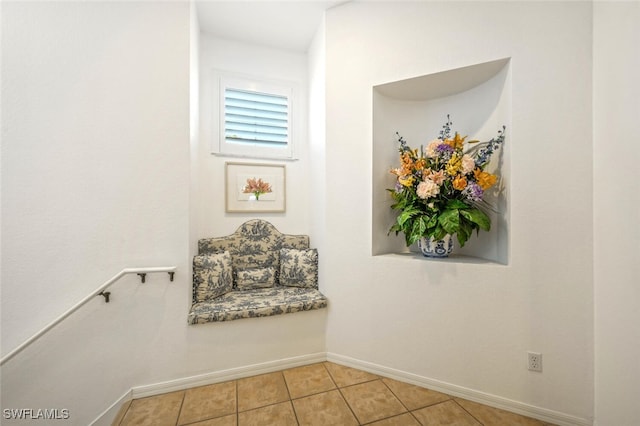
[[188, 219, 327, 324]]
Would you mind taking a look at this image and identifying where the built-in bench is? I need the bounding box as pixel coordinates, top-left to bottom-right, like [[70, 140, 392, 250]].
[[188, 220, 327, 324]]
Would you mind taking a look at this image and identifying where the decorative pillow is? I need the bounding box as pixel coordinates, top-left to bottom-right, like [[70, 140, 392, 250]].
[[279, 248, 318, 288], [233, 250, 280, 271], [193, 251, 233, 302], [235, 266, 276, 290]]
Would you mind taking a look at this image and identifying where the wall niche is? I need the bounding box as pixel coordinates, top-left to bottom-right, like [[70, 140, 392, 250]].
[[372, 58, 511, 265]]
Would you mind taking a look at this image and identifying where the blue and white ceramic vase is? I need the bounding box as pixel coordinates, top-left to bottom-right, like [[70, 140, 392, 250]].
[[418, 235, 454, 258]]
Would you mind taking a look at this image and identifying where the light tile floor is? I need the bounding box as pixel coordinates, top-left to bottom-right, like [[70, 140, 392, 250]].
[[113, 362, 556, 426]]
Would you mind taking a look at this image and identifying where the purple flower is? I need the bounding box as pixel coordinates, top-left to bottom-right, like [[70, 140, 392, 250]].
[[435, 143, 454, 161], [463, 182, 484, 202], [435, 144, 454, 155]]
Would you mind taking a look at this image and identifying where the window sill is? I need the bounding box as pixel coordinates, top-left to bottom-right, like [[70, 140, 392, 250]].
[[211, 151, 299, 162]]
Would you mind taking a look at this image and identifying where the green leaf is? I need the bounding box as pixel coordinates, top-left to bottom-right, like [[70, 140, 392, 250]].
[[438, 209, 460, 234], [397, 208, 420, 227], [457, 222, 472, 247], [388, 223, 401, 235], [460, 208, 491, 231], [432, 225, 448, 240], [446, 199, 469, 210], [411, 219, 427, 241]]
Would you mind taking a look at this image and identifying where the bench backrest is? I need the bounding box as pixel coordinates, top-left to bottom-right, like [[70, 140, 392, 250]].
[[198, 219, 309, 273]]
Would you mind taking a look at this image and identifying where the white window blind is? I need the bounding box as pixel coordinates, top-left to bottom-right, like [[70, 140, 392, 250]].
[[224, 89, 289, 147], [216, 72, 296, 160]]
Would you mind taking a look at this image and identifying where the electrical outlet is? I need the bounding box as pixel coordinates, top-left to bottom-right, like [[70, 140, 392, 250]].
[[528, 352, 542, 372]]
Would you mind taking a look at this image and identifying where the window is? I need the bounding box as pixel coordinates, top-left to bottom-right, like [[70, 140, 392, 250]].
[[216, 73, 296, 159]]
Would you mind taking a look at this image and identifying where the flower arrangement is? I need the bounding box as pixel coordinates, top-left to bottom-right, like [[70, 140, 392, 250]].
[[388, 115, 506, 248], [243, 177, 272, 200]]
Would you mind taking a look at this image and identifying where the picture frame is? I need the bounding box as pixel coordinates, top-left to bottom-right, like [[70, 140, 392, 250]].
[[225, 162, 286, 213]]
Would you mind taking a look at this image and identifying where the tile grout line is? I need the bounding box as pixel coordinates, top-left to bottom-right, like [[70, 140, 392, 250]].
[[285, 363, 340, 401], [321, 362, 363, 424], [324, 362, 416, 425], [335, 384, 361, 424], [174, 383, 237, 426], [235, 379, 239, 426], [351, 378, 413, 425], [235, 371, 300, 423], [116, 401, 127, 426], [378, 377, 471, 425], [452, 398, 485, 426], [377, 378, 423, 426], [175, 391, 187, 426], [279, 369, 300, 425], [338, 378, 394, 424]]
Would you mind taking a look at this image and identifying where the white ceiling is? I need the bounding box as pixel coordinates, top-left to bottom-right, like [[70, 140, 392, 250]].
[[195, 1, 348, 53]]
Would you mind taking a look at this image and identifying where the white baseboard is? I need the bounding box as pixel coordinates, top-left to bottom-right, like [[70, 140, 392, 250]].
[[90, 389, 132, 426], [326, 352, 592, 426], [92, 353, 326, 425], [97, 352, 592, 426], [132, 352, 327, 398]]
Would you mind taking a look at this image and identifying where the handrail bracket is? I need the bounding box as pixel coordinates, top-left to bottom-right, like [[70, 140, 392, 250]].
[[98, 291, 111, 303], [138, 271, 174, 283]]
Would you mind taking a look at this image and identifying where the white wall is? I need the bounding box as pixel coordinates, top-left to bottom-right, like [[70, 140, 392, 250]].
[[308, 15, 328, 267], [196, 34, 312, 237], [1, 3, 326, 424], [593, 2, 640, 425], [190, 1, 201, 255], [321, 2, 593, 422], [1, 0, 191, 354], [1, 2, 191, 423]]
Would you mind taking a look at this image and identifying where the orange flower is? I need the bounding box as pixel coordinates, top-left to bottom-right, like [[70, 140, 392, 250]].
[[243, 178, 272, 198], [400, 152, 414, 175], [474, 169, 497, 190], [453, 175, 468, 190], [414, 158, 427, 171], [444, 132, 466, 150]]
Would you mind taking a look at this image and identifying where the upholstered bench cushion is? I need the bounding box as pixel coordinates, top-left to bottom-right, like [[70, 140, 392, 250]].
[[189, 219, 327, 325], [188, 287, 327, 324]]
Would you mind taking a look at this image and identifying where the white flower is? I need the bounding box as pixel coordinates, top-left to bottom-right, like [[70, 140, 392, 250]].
[[461, 154, 475, 174], [425, 140, 442, 158], [416, 179, 440, 199]]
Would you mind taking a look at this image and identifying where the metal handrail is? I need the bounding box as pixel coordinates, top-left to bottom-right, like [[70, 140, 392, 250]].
[[0, 266, 177, 366]]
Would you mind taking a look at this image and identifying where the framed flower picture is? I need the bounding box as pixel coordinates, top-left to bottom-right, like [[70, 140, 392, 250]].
[[225, 162, 286, 213]]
